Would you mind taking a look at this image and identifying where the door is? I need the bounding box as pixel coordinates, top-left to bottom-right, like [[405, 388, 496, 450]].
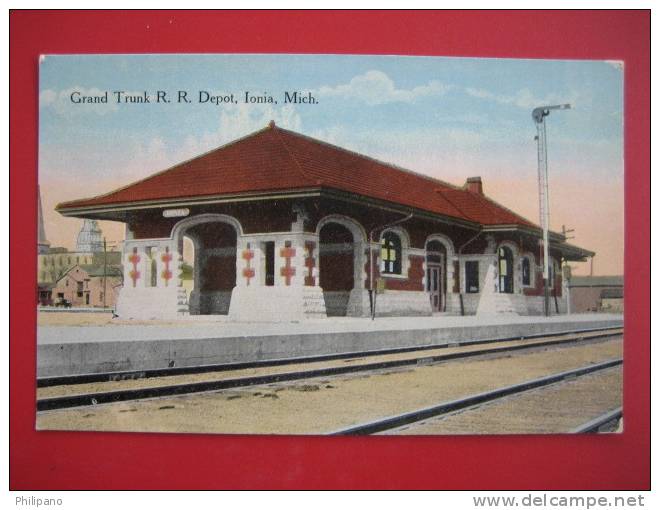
[[427, 263, 444, 312], [498, 246, 514, 293]]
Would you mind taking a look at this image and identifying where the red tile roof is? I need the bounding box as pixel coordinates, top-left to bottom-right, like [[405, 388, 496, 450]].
[[57, 123, 536, 228]]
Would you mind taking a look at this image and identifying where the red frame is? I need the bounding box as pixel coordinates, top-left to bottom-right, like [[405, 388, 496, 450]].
[[10, 10, 650, 489]]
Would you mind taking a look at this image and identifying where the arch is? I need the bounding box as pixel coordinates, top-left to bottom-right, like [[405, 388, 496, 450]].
[[382, 226, 410, 250], [425, 233, 456, 259], [498, 245, 515, 294], [171, 213, 243, 249], [317, 215, 366, 317], [496, 240, 520, 258], [520, 251, 536, 287], [425, 239, 447, 312], [315, 214, 367, 243], [380, 231, 403, 275], [425, 234, 456, 311], [171, 214, 240, 316]]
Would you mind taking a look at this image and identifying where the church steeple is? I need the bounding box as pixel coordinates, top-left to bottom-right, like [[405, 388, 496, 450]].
[[37, 185, 50, 254]]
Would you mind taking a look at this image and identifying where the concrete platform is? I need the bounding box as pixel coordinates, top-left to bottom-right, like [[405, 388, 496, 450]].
[[37, 313, 623, 377]]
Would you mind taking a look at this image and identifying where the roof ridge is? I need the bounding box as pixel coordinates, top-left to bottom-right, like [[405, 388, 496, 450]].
[[57, 125, 274, 210], [271, 125, 317, 184], [275, 125, 465, 192], [471, 190, 544, 232], [432, 187, 474, 221]]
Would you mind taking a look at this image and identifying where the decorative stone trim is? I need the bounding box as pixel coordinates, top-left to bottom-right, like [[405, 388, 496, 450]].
[[304, 241, 316, 287]]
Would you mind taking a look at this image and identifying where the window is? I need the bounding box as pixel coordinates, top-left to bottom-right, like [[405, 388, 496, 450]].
[[521, 257, 531, 286], [77, 281, 83, 297], [465, 261, 479, 293], [264, 241, 275, 286], [380, 232, 402, 275]]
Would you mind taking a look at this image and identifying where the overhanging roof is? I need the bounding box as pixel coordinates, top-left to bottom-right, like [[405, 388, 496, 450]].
[[56, 122, 594, 258]]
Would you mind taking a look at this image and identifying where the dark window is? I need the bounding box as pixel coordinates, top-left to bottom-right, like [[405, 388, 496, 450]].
[[150, 259, 158, 287], [264, 241, 275, 286], [381, 232, 402, 274], [465, 261, 479, 293], [522, 257, 531, 286]]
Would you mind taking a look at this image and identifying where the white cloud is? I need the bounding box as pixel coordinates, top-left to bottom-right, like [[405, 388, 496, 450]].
[[317, 70, 452, 105], [173, 103, 304, 162], [466, 87, 580, 110]]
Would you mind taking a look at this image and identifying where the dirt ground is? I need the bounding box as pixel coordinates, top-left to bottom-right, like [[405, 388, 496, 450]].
[[390, 367, 622, 435], [36, 338, 623, 435]]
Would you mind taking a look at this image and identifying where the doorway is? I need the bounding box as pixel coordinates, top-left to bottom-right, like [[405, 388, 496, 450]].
[[426, 240, 446, 312], [498, 246, 514, 294]]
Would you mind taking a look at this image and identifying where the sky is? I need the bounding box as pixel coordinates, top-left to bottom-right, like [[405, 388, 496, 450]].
[[39, 54, 624, 275]]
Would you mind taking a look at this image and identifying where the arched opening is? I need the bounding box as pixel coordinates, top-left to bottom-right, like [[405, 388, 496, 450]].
[[498, 245, 514, 294], [426, 240, 447, 312], [319, 222, 355, 316], [381, 231, 402, 275], [182, 221, 237, 315]]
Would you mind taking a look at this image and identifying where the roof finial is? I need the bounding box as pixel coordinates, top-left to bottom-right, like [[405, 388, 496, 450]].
[[268, 119, 276, 129]]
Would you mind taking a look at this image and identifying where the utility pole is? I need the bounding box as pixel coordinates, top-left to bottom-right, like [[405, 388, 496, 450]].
[[532, 103, 571, 317], [560, 225, 575, 315], [561, 225, 575, 240], [103, 237, 107, 309]]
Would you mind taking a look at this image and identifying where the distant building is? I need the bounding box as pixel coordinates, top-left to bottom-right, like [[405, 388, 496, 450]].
[[569, 275, 623, 313], [76, 219, 103, 252], [50, 264, 123, 308], [37, 190, 122, 305]]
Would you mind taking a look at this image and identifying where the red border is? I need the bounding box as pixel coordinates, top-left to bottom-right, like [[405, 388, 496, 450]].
[[10, 10, 650, 490]]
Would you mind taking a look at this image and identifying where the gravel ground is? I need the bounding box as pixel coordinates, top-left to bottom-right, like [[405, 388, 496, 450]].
[[389, 367, 622, 435], [36, 338, 622, 435], [37, 331, 621, 399]]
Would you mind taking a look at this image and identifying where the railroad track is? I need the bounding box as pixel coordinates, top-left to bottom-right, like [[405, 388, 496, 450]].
[[38, 325, 622, 388], [329, 358, 623, 435], [571, 407, 623, 433], [37, 327, 622, 412]]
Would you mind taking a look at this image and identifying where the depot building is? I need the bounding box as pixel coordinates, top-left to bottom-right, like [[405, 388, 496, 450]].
[[56, 122, 593, 321]]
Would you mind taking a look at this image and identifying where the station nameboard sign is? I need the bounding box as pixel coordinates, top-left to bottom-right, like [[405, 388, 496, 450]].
[[162, 208, 190, 218]]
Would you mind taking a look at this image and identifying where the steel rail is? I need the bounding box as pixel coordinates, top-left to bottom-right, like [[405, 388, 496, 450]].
[[329, 358, 623, 435], [570, 407, 623, 433], [37, 325, 623, 388], [37, 331, 622, 412]]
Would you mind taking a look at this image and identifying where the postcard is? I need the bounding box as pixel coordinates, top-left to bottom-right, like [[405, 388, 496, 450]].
[[36, 54, 624, 435]]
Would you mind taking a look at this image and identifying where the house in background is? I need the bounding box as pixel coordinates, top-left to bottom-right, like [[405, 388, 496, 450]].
[[50, 264, 123, 308], [569, 275, 624, 313]]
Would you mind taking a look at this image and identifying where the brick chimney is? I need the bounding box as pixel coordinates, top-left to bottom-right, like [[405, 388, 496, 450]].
[[465, 176, 483, 195]]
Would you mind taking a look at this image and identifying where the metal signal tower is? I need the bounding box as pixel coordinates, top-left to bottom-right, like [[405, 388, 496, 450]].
[[532, 103, 571, 316]]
